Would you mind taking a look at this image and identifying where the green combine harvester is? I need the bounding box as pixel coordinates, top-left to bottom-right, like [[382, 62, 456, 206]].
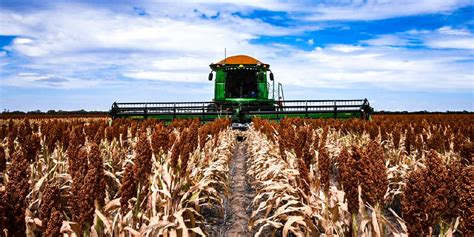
[[110, 55, 372, 123]]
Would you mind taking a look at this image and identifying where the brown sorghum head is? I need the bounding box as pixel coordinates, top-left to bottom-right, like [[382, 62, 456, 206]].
[[39, 184, 62, 222], [133, 132, 152, 186], [459, 142, 473, 165], [458, 164, 473, 234], [318, 147, 330, 193], [78, 164, 98, 231], [151, 123, 169, 155], [44, 208, 63, 237], [120, 162, 136, 215], [4, 149, 30, 237], [88, 142, 106, 207], [0, 146, 5, 173], [402, 150, 450, 235], [338, 141, 387, 214]]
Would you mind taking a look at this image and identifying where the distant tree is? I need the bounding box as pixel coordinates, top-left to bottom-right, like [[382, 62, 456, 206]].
[[27, 110, 42, 114]]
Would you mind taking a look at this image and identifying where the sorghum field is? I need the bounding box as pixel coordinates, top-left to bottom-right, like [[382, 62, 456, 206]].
[[0, 114, 472, 236]]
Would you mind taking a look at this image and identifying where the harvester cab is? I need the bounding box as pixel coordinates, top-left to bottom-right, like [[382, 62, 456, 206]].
[[207, 55, 278, 122], [110, 55, 372, 123]]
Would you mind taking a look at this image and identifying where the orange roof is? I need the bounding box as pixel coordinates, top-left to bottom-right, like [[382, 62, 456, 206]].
[[217, 55, 263, 65]]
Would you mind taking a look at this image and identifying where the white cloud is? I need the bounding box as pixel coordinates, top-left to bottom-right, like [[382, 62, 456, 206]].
[[299, 0, 471, 21], [3, 72, 101, 89], [17, 72, 39, 76], [426, 38, 474, 50], [0, 2, 318, 60], [123, 70, 203, 82], [437, 26, 471, 36], [13, 38, 33, 44], [182, 0, 472, 21], [269, 45, 473, 90], [328, 44, 364, 53], [425, 26, 474, 49], [362, 27, 474, 50], [307, 39, 314, 45], [362, 35, 412, 47]]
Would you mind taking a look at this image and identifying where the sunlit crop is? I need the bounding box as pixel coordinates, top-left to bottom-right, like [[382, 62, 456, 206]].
[[0, 114, 472, 236]]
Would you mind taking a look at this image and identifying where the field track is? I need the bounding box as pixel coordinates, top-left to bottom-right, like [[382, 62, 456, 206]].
[[225, 141, 252, 236]]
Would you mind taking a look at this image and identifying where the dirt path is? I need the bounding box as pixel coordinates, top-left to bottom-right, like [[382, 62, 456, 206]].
[[224, 137, 252, 237]]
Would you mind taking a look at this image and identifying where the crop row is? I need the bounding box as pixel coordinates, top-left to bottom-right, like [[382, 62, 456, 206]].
[[253, 115, 472, 235], [0, 118, 233, 236]]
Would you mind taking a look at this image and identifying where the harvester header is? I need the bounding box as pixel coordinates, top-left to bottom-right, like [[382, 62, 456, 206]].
[[110, 55, 372, 122]]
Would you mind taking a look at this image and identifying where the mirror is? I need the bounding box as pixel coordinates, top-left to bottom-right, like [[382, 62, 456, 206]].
[[208, 72, 213, 81], [269, 72, 274, 81]]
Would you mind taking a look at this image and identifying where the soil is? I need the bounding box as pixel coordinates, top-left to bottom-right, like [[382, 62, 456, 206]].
[[224, 140, 253, 237], [205, 134, 254, 236]]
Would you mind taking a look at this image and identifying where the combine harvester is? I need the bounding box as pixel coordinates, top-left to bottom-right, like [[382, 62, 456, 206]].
[[110, 55, 372, 126]]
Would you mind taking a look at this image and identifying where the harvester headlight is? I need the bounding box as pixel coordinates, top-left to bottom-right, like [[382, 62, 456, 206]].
[[239, 64, 244, 69]]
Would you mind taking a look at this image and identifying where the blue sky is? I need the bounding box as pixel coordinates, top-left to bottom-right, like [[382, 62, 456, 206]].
[[0, 0, 473, 112]]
